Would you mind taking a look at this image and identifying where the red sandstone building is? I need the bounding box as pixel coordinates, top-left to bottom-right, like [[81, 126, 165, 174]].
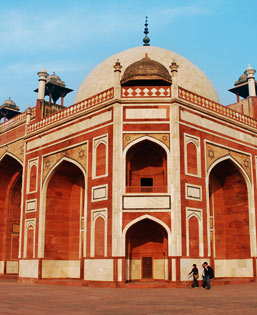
[[0, 36, 257, 286]]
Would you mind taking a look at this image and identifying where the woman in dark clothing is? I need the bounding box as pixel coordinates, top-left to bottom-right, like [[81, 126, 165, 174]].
[[188, 264, 199, 288]]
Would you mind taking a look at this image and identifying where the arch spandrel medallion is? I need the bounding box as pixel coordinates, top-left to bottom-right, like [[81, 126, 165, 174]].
[[123, 133, 170, 149], [206, 143, 251, 179], [0, 139, 24, 163], [43, 143, 87, 181]]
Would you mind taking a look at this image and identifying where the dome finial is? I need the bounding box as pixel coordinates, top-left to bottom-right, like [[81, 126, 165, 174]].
[[143, 16, 150, 46]]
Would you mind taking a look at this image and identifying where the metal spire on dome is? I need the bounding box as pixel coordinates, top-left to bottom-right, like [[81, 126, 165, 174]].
[[143, 16, 150, 46]]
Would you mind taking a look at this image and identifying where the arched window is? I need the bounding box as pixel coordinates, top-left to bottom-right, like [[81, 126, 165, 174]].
[[96, 143, 106, 177], [126, 140, 167, 193], [29, 164, 37, 192], [26, 225, 34, 259], [186, 142, 197, 175], [94, 216, 105, 257], [189, 216, 199, 257]]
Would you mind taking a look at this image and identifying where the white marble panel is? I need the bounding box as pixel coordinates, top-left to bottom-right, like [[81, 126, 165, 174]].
[[153, 259, 166, 280], [84, 259, 113, 281], [6, 261, 18, 274], [214, 259, 253, 277], [117, 259, 122, 282], [0, 261, 4, 274], [123, 196, 170, 210], [92, 185, 107, 201], [42, 260, 80, 278], [19, 260, 39, 278], [126, 108, 167, 120], [131, 259, 141, 280], [186, 185, 201, 200], [26, 199, 37, 212]]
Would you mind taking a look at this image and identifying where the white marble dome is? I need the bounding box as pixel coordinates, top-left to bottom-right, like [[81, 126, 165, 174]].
[[75, 46, 219, 103]]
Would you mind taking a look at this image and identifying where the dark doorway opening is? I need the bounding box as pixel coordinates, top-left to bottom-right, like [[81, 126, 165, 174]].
[[142, 257, 152, 279], [141, 177, 153, 191]]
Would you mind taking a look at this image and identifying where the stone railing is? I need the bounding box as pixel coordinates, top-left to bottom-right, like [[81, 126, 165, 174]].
[[121, 86, 171, 98], [0, 107, 36, 132], [178, 87, 257, 129], [27, 87, 114, 133]]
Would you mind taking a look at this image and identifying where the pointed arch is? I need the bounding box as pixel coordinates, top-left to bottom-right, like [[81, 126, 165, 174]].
[[42, 156, 86, 188], [124, 135, 170, 156], [121, 214, 171, 256], [124, 136, 169, 193], [207, 154, 250, 183], [186, 208, 203, 257], [206, 154, 256, 258], [186, 141, 198, 175], [95, 142, 107, 177], [0, 152, 23, 167], [38, 156, 87, 259]]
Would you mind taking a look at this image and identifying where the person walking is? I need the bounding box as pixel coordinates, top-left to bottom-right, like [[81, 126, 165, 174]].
[[188, 264, 199, 288], [202, 262, 214, 290]]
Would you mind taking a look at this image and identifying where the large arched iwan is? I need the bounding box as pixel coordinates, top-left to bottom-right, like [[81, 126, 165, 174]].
[[209, 159, 250, 259], [44, 161, 85, 260], [126, 219, 168, 281], [126, 140, 167, 193], [0, 155, 22, 262]]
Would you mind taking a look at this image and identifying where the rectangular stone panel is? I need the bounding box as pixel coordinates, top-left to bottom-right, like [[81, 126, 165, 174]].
[[6, 261, 18, 274], [0, 261, 4, 274], [84, 259, 113, 281], [214, 259, 253, 277], [125, 108, 167, 120], [92, 185, 107, 201], [123, 195, 170, 210], [26, 199, 37, 212], [42, 260, 80, 279], [153, 259, 168, 280], [19, 260, 39, 278], [186, 184, 202, 200]]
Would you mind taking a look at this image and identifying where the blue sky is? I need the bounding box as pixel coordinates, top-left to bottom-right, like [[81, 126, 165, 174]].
[[0, 0, 256, 112]]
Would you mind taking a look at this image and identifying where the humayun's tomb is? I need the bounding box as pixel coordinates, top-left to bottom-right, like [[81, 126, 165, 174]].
[[0, 22, 257, 287]]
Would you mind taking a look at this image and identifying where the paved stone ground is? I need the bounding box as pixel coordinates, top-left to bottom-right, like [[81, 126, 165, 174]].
[[0, 280, 256, 314]]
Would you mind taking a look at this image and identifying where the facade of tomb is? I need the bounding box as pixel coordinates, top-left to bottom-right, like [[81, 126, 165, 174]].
[[0, 36, 257, 286]]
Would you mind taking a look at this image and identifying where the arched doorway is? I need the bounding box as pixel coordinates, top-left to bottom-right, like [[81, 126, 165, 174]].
[[126, 140, 167, 193], [209, 159, 250, 259], [126, 219, 168, 281], [44, 160, 85, 260], [0, 155, 22, 273]]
